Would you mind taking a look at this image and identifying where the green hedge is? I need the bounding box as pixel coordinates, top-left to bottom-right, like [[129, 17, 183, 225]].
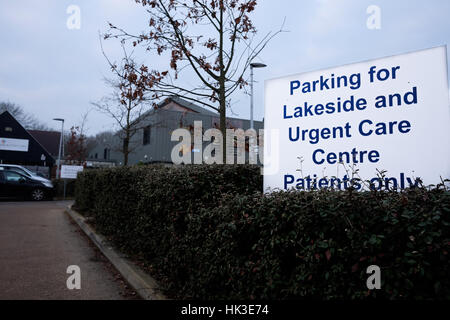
[[74, 164, 262, 251], [74, 165, 449, 299]]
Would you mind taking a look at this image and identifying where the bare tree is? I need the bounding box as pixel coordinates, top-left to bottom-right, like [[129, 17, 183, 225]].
[[78, 108, 92, 138], [78, 109, 99, 157], [65, 126, 87, 164], [105, 0, 285, 160], [0, 101, 51, 130], [93, 130, 116, 146], [92, 43, 154, 166], [63, 109, 94, 163]]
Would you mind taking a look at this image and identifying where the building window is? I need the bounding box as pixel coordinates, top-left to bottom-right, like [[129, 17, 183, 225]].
[[103, 148, 110, 160], [143, 126, 151, 145]]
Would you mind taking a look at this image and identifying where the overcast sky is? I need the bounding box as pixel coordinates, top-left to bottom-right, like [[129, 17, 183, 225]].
[[1, 0, 449, 135]]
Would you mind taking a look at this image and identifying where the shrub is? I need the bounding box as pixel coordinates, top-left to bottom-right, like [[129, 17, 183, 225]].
[[74, 164, 262, 249], [189, 189, 450, 299], [74, 165, 449, 299]]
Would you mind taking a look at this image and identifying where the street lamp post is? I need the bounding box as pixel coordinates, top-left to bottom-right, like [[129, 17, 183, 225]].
[[250, 62, 267, 129], [53, 118, 64, 179]]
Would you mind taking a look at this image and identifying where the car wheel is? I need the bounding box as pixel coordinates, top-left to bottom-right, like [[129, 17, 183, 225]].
[[31, 189, 45, 201]]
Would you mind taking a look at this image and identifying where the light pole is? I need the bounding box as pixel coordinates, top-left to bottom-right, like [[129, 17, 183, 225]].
[[250, 62, 267, 129], [53, 118, 64, 179]]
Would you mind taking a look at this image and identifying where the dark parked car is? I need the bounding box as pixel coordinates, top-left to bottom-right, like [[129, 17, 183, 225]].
[[0, 169, 54, 201]]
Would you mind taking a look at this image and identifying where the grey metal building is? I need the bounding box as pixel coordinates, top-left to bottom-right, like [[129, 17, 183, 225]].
[[89, 96, 264, 165]]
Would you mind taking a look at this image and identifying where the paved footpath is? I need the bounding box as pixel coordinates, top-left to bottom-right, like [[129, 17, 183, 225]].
[[0, 201, 132, 300]]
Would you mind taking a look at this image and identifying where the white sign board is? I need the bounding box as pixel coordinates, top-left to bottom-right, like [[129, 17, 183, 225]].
[[60, 165, 84, 179], [264, 46, 450, 191], [0, 138, 29, 152]]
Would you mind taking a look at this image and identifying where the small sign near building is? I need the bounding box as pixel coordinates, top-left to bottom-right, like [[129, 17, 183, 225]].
[[60, 165, 84, 179], [264, 46, 450, 191], [0, 137, 29, 152]]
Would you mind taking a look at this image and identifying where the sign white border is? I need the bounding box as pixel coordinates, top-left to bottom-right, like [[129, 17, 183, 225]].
[[264, 46, 450, 192]]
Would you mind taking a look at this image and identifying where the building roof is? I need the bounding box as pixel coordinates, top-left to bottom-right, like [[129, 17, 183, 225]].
[[159, 96, 219, 116], [28, 130, 61, 157]]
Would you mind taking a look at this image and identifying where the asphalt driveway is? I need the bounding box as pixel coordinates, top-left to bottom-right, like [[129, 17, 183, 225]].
[[0, 200, 134, 300]]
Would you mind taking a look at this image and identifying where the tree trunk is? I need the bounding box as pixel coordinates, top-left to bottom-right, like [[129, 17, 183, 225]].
[[218, 3, 227, 164], [219, 85, 226, 163], [123, 135, 129, 166], [124, 99, 132, 166]]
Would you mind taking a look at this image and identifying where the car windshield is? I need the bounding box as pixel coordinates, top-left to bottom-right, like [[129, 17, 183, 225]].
[[4, 166, 33, 177], [18, 167, 35, 176]]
